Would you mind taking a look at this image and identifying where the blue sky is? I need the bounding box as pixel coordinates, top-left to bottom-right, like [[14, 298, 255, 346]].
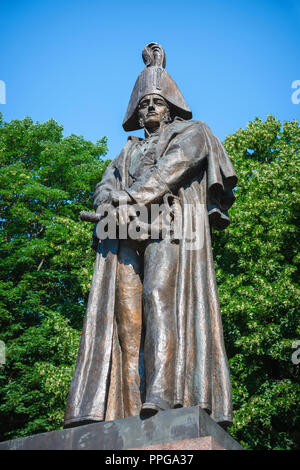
[[0, 0, 299, 160]]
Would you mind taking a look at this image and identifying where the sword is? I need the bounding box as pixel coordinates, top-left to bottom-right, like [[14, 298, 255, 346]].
[[79, 210, 102, 223], [80, 208, 151, 241]]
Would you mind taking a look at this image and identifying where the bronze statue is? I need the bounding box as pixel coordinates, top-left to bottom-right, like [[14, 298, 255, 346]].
[[64, 43, 237, 428]]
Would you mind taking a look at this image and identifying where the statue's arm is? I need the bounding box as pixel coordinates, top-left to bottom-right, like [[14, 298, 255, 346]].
[[125, 125, 208, 205], [93, 161, 119, 210]]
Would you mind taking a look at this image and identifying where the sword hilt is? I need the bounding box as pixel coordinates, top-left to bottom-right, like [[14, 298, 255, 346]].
[[79, 211, 102, 223]]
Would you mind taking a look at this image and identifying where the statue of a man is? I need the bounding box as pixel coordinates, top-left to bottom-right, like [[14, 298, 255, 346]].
[[64, 43, 237, 428]]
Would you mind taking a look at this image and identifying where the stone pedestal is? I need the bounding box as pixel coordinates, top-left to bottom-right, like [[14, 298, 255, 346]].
[[131, 436, 227, 450], [0, 405, 243, 450]]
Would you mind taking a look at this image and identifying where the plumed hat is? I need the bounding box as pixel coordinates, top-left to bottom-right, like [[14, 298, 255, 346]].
[[123, 42, 192, 131]]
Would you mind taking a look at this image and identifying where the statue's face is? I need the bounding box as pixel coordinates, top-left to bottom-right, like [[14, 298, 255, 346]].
[[138, 94, 170, 129]]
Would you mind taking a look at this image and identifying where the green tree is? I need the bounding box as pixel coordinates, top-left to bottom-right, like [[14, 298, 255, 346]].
[[0, 113, 109, 439], [213, 115, 300, 449]]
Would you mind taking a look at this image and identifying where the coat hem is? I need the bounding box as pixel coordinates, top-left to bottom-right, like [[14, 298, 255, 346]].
[[64, 414, 104, 428]]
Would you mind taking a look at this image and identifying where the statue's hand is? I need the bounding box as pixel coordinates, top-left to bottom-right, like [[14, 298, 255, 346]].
[[116, 204, 136, 225], [106, 190, 133, 207]]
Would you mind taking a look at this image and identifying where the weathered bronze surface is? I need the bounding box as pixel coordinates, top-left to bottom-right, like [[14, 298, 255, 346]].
[[64, 43, 237, 428]]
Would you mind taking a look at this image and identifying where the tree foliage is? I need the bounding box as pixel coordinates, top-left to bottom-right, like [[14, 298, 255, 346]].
[[213, 115, 300, 449], [0, 113, 299, 449]]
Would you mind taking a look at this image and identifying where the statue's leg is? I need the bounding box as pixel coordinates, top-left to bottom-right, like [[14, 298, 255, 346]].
[[115, 239, 143, 417], [142, 238, 179, 415]]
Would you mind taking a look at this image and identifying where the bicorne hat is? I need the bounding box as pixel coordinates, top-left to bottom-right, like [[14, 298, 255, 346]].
[[122, 42, 192, 132]]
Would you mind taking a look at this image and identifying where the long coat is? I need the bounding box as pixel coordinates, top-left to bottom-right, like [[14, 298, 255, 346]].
[[64, 118, 237, 428]]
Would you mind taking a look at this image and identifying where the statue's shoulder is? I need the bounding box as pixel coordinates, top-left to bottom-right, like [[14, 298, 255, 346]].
[[187, 119, 212, 131], [113, 135, 143, 159], [109, 136, 141, 168], [171, 118, 211, 134]]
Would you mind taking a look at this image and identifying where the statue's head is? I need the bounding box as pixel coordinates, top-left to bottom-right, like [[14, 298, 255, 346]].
[[137, 93, 171, 130], [123, 43, 192, 132]]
